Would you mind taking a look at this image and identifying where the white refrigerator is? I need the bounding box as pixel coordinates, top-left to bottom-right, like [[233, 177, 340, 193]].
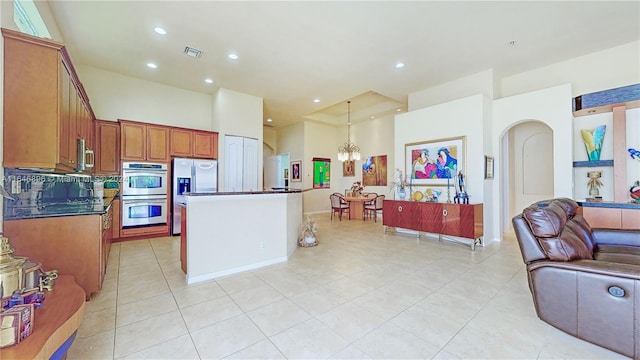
[[172, 158, 218, 235]]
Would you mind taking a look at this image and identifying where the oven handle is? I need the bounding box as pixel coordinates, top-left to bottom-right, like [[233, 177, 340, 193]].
[[122, 199, 167, 204], [123, 169, 167, 174]]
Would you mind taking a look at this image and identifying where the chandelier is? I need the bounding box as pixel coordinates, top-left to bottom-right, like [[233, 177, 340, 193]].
[[337, 100, 361, 162]]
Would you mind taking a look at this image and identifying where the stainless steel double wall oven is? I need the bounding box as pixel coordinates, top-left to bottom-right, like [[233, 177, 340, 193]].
[[121, 162, 168, 228]]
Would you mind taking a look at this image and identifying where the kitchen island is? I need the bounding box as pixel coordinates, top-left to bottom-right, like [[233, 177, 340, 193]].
[[182, 190, 302, 284]]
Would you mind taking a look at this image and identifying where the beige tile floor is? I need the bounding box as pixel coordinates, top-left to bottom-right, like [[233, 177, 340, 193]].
[[67, 216, 628, 360]]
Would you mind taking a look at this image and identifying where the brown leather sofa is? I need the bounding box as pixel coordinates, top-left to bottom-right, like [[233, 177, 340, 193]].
[[512, 198, 639, 359]]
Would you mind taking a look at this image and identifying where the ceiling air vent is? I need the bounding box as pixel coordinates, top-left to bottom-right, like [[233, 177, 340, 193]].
[[184, 46, 202, 58]]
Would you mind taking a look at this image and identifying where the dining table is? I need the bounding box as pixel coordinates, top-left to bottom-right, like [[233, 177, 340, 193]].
[[345, 193, 377, 220]]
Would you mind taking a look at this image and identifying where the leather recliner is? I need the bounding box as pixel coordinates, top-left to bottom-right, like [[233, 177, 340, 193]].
[[512, 198, 639, 359]]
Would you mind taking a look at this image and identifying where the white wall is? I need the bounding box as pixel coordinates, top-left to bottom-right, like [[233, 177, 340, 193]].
[[409, 69, 495, 111], [302, 121, 337, 215], [500, 41, 640, 98], [77, 66, 212, 130], [276, 122, 304, 191], [336, 113, 396, 198], [212, 88, 264, 192], [493, 84, 574, 234]]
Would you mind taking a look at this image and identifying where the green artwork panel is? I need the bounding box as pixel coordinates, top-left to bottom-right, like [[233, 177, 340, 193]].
[[313, 159, 331, 189]]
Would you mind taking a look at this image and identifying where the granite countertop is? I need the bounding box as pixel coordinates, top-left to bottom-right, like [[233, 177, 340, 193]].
[[185, 189, 302, 196], [577, 200, 640, 209], [4, 196, 117, 220]]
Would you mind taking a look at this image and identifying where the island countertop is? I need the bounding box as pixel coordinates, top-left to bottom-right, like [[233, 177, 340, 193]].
[[183, 191, 302, 284], [577, 201, 640, 210], [185, 189, 302, 196]]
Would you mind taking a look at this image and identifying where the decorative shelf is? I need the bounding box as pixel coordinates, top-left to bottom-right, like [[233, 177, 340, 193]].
[[573, 160, 614, 167]]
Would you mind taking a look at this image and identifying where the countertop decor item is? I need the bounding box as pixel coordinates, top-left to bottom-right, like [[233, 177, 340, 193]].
[[587, 171, 603, 196], [350, 181, 364, 196]]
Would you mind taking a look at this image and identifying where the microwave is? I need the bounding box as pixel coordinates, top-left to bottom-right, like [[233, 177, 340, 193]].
[[76, 138, 94, 172]]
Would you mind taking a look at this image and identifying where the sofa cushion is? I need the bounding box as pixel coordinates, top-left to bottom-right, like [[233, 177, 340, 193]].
[[523, 202, 594, 261], [523, 202, 567, 238]]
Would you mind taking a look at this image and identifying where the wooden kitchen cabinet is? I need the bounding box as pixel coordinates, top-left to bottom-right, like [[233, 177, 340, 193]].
[[194, 131, 218, 159], [102, 205, 114, 276], [120, 121, 147, 161], [95, 120, 121, 175], [170, 128, 193, 157], [147, 125, 169, 162], [170, 128, 218, 159], [112, 198, 121, 240], [120, 120, 169, 162], [2, 28, 95, 172], [3, 213, 110, 300]]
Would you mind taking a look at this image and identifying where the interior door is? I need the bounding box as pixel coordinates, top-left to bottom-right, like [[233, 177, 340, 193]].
[[224, 135, 244, 192]]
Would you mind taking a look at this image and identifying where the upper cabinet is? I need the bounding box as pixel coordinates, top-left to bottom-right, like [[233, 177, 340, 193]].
[[170, 128, 193, 157], [95, 120, 120, 175], [193, 131, 218, 159], [170, 128, 218, 159], [2, 28, 95, 173], [120, 120, 169, 162], [146, 125, 169, 162]]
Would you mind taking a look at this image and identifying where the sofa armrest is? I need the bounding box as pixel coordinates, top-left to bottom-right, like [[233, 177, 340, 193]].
[[528, 259, 640, 280], [592, 228, 640, 247]]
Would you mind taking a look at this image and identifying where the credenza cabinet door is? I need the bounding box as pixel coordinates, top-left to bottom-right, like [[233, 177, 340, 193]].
[[383, 200, 420, 230], [442, 203, 483, 239]]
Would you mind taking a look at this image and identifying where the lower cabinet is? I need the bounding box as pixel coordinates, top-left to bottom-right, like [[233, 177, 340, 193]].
[[383, 200, 483, 244], [579, 206, 640, 230], [3, 210, 112, 300]]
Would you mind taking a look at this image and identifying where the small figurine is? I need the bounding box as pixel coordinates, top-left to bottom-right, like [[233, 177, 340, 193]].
[[453, 171, 469, 204]]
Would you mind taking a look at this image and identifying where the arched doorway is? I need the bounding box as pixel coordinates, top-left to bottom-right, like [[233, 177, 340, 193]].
[[501, 120, 554, 234]]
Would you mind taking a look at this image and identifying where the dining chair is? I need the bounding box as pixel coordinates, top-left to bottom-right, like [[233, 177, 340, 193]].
[[330, 193, 350, 221], [363, 194, 385, 222]]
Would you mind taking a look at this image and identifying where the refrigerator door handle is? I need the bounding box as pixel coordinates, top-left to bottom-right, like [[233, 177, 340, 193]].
[[196, 163, 216, 170]]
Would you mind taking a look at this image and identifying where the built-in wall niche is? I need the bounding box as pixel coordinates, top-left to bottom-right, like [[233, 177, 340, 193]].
[[572, 90, 640, 202]]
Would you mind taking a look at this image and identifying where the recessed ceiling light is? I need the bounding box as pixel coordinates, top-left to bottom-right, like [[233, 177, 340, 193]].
[[204, 78, 213, 84], [147, 63, 157, 69], [395, 62, 405, 69], [370, 116, 375, 119], [228, 53, 238, 60], [313, 98, 320, 103], [154, 27, 166, 35], [267, 118, 272, 122], [396, 108, 402, 112]]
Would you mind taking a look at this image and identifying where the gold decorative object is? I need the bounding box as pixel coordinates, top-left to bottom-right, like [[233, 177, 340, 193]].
[[587, 171, 603, 196], [0, 235, 28, 299]]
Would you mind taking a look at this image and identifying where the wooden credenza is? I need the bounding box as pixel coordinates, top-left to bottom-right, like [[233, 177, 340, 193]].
[[383, 200, 483, 250]]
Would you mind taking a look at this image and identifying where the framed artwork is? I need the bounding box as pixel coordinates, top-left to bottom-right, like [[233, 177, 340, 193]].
[[405, 136, 466, 186], [362, 155, 388, 186], [343, 160, 355, 177], [312, 157, 331, 189], [291, 161, 301, 182], [484, 155, 494, 180]]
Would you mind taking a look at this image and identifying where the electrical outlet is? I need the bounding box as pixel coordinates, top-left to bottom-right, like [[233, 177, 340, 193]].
[[260, 242, 265, 249]]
